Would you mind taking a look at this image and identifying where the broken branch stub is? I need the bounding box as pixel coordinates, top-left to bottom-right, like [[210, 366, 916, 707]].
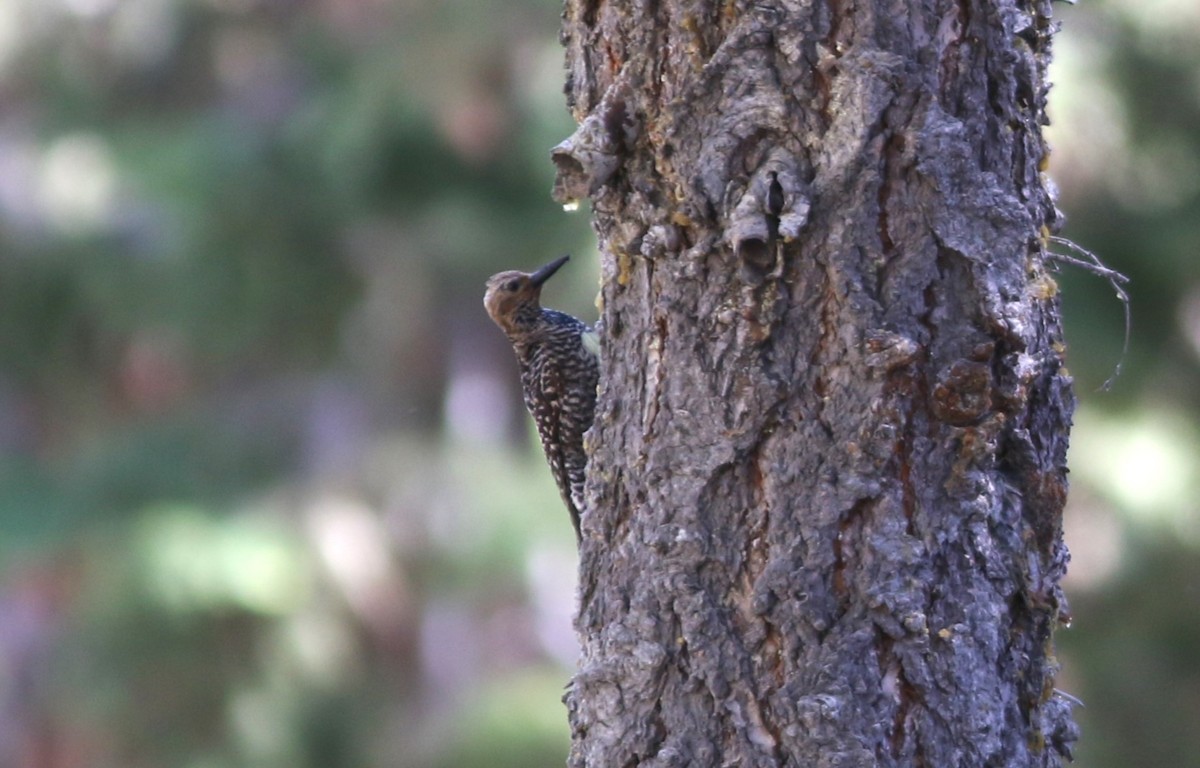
[[552, 82, 636, 203]]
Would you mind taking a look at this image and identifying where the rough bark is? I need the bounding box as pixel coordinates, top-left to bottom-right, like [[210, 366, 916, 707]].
[[555, 0, 1078, 765]]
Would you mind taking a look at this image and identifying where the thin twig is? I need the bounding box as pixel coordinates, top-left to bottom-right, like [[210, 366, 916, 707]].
[[1047, 236, 1131, 392], [1048, 238, 1130, 284]]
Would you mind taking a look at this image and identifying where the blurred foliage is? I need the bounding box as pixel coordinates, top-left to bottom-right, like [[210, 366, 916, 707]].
[[0, 0, 589, 766], [0, 0, 1195, 766], [1064, 534, 1200, 768]]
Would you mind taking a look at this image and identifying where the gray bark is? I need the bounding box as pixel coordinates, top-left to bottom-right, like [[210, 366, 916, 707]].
[[555, 0, 1078, 765]]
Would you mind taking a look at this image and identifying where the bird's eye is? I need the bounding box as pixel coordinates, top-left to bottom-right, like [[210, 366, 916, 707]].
[[505, 279, 520, 291]]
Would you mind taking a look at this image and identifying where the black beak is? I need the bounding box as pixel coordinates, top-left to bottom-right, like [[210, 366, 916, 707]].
[[529, 255, 570, 287]]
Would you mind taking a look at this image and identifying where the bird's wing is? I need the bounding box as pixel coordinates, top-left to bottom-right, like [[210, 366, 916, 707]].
[[532, 360, 582, 539]]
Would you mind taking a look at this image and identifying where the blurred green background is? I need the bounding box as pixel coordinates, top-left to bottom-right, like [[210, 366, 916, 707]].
[[0, 0, 1195, 766]]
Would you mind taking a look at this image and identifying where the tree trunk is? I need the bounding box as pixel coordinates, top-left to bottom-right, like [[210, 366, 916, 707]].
[[554, 0, 1078, 765]]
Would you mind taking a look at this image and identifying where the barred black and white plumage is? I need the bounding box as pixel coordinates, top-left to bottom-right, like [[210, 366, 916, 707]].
[[484, 255, 599, 542]]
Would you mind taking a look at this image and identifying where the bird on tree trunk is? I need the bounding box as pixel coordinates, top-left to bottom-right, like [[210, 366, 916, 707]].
[[484, 255, 599, 543]]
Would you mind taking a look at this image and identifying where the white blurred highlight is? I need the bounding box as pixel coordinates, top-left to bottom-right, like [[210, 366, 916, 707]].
[[37, 133, 119, 235]]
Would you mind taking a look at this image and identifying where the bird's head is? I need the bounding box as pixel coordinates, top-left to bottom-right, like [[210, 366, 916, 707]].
[[484, 255, 570, 335]]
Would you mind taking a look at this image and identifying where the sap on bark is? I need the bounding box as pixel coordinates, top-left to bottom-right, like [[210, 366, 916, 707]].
[[932, 360, 995, 426]]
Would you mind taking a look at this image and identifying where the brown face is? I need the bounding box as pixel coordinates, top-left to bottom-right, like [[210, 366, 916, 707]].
[[483, 256, 570, 335], [483, 270, 538, 333]]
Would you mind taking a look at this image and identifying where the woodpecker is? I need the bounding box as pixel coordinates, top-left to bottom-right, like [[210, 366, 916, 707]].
[[484, 255, 599, 543]]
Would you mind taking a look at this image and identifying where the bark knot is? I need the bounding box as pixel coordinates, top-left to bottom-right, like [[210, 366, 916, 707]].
[[726, 148, 810, 281], [932, 360, 993, 425]]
